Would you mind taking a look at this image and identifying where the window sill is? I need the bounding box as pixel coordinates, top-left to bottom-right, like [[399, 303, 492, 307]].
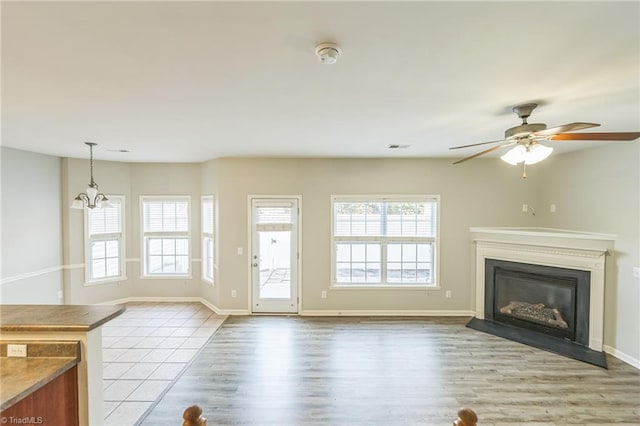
[[330, 284, 440, 290], [140, 274, 192, 280]]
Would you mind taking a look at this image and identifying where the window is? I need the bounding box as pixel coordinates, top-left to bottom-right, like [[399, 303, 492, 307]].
[[201, 196, 214, 283], [141, 196, 190, 277], [332, 196, 438, 287], [85, 196, 125, 284]]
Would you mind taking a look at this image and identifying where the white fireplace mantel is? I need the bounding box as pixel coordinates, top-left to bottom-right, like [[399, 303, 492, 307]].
[[471, 227, 615, 352]]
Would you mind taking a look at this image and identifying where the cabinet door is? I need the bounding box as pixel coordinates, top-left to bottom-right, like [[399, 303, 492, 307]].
[[1, 366, 79, 426]]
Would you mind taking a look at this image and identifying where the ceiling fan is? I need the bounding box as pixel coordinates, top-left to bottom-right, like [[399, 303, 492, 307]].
[[450, 103, 640, 177]]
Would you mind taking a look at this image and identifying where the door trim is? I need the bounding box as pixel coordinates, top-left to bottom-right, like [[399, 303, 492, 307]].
[[247, 195, 302, 314]]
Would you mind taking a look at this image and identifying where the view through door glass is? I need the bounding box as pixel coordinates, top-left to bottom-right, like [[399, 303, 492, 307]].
[[258, 230, 291, 298]]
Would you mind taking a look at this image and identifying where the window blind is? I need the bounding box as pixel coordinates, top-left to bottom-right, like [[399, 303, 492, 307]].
[[143, 200, 189, 232]]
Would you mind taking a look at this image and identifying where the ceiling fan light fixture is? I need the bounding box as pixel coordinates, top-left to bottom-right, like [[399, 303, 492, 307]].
[[500, 143, 553, 166], [500, 145, 526, 165], [524, 144, 553, 164]]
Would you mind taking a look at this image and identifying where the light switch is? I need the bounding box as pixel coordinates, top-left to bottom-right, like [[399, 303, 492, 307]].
[[237, 247, 243, 255]]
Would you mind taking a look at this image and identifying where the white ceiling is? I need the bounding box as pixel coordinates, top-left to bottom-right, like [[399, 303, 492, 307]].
[[2, 1, 639, 163]]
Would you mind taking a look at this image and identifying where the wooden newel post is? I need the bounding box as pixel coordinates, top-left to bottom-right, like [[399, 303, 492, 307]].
[[453, 407, 478, 426], [183, 404, 207, 426]]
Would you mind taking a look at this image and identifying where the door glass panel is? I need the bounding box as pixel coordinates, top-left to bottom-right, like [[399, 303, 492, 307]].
[[258, 230, 291, 299]]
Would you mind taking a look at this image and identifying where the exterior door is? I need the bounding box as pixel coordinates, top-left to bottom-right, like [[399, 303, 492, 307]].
[[250, 198, 299, 313]]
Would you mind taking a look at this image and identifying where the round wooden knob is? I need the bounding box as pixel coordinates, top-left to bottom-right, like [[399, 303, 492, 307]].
[[453, 407, 478, 426], [183, 405, 206, 426]]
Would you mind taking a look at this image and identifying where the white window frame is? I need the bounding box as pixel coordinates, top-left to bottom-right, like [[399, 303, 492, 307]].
[[84, 195, 126, 285], [201, 195, 215, 285], [140, 195, 191, 279], [330, 195, 440, 289]]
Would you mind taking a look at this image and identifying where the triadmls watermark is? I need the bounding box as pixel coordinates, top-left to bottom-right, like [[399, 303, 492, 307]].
[[1, 417, 44, 425]]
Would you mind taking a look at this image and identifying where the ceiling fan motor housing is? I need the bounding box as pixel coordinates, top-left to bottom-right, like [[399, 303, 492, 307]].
[[505, 123, 547, 139]]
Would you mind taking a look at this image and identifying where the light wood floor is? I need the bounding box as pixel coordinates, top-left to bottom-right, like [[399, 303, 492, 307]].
[[140, 316, 640, 425]]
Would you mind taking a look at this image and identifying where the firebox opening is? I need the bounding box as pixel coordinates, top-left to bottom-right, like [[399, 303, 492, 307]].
[[493, 267, 577, 341]]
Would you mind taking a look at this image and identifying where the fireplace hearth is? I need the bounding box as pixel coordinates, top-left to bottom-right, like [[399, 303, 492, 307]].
[[468, 227, 614, 368]]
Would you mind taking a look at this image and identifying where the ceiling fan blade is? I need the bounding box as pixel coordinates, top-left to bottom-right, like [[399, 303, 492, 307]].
[[453, 142, 514, 165], [549, 132, 640, 141], [533, 122, 600, 137], [449, 139, 506, 150]]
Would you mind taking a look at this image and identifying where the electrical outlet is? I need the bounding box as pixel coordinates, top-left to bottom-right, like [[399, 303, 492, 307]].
[[7, 344, 27, 357], [321, 290, 327, 299], [58, 290, 63, 299], [522, 204, 528, 212], [445, 290, 452, 298], [231, 289, 237, 298], [633, 267, 640, 278]]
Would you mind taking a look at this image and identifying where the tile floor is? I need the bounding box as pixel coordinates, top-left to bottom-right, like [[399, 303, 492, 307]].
[[101, 302, 227, 425]]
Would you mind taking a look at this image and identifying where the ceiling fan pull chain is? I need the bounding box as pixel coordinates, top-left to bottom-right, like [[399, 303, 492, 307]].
[[522, 162, 527, 179]]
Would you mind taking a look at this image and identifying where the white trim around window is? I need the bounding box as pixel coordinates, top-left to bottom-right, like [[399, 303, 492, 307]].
[[330, 195, 440, 289], [201, 195, 215, 285], [140, 195, 191, 278], [84, 195, 126, 285]]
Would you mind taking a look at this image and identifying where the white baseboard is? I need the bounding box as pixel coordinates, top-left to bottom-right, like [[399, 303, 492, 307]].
[[603, 345, 640, 370], [98, 296, 250, 316], [99, 296, 203, 305], [300, 309, 475, 317], [198, 298, 250, 315]]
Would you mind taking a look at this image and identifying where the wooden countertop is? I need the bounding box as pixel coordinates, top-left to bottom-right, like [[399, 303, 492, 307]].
[[0, 304, 125, 332], [0, 341, 81, 411]]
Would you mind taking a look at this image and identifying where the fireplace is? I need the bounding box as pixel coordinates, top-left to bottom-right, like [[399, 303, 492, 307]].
[[486, 259, 590, 344], [467, 227, 614, 368]]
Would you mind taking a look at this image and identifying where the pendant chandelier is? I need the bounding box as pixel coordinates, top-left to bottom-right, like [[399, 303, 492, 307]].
[[70, 142, 109, 209]]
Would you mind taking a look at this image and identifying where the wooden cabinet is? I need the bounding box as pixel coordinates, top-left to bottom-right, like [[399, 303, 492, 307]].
[[1, 366, 78, 426]]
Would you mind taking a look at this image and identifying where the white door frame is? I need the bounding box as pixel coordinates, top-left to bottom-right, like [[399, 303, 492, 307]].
[[247, 195, 302, 314]]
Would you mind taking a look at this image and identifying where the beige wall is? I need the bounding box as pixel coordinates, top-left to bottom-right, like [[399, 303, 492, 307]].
[[536, 143, 640, 363], [1, 147, 63, 304], [214, 157, 539, 312], [62, 159, 203, 304]]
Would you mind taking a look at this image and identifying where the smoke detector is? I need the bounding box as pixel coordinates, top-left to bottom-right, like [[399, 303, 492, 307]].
[[315, 43, 341, 64]]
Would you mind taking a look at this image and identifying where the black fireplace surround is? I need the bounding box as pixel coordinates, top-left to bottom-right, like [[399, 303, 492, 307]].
[[467, 258, 607, 368]]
